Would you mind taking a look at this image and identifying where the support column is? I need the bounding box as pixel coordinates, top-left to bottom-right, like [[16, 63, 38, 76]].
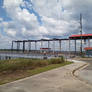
[[40, 41, 43, 53], [17, 42, 18, 51], [23, 41, 25, 52], [41, 41, 43, 48], [19, 42, 20, 51], [17, 42, 20, 51], [69, 39, 71, 57], [48, 41, 50, 52], [59, 40, 61, 52], [88, 38, 90, 47], [53, 41, 55, 54], [48, 41, 50, 48], [29, 42, 31, 52], [80, 39, 83, 54], [35, 41, 37, 51], [11, 41, 14, 51], [75, 40, 76, 55]]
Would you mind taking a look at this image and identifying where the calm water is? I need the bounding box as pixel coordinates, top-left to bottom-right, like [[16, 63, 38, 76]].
[[0, 53, 55, 60], [0, 51, 76, 60]]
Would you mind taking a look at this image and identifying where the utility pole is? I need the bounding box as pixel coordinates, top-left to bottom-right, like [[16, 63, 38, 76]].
[[80, 13, 83, 54]]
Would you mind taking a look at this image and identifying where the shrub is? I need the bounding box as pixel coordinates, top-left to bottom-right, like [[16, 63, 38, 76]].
[[34, 60, 48, 67], [49, 57, 64, 64], [60, 56, 65, 62], [0, 57, 65, 73]]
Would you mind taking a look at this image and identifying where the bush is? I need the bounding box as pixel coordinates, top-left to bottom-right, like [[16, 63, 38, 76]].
[[0, 57, 65, 73], [60, 56, 65, 62], [49, 57, 65, 64], [34, 60, 48, 67]]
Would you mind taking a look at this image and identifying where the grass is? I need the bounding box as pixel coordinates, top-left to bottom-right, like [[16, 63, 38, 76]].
[[0, 57, 65, 73], [0, 57, 73, 85], [27, 61, 72, 76]]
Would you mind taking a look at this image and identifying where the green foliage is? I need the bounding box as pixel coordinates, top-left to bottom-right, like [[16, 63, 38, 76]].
[[48, 56, 65, 64], [0, 57, 66, 73], [28, 62, 72, 76], [60, 56, 65, 62], [79, 52, 85, 58], [48, 58, 61, 64], [0, 61, 72, 85]]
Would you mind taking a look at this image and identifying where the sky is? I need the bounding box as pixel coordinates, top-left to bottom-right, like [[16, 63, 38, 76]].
[[0, 0, 92, 49]]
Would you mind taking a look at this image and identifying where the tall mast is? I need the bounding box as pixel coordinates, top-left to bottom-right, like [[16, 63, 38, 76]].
[[80, 13, 83, 54]]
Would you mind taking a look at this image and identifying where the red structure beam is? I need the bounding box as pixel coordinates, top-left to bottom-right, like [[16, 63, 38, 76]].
[[84, 47, 92, 50], [69, 34, 92, 39]]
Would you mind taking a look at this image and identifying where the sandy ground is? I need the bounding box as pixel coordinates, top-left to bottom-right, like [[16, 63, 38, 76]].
[[74, 58, 92, 85], [0, 61, 92, 92]]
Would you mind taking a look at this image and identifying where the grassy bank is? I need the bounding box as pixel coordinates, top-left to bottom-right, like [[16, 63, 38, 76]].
[[0, 57, 72, 85]]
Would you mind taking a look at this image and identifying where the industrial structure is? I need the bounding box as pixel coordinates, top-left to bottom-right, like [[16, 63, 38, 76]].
[[11, 34, 92, 56], [69, 34, 92, 55], [84, 47, 92, 56], [11, 38, 69, 53], [11, 14, 92, 57]]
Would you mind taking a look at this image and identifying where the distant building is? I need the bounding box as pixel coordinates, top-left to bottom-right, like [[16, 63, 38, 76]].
[[84, 47, 92, 56], [40, 48, 51, 52]]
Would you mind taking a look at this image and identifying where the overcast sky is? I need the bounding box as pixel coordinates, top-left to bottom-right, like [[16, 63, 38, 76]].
[[0, 0, 92, 49]]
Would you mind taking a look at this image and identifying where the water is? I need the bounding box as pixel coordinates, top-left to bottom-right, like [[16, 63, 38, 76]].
[[0, 53, 55, 60], [0, 51, 75, 60]]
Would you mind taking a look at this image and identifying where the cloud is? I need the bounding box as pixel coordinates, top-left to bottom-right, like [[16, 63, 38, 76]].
[[2, 0, 40, 39], [32, 0, 62, 19], [6, 29, 16, 37], [3, 0, 80, 39], [0, 0, 92, 49], [4, 0, 22, 7], [0, 18, 3, 22], [42, 16, 79, 36]]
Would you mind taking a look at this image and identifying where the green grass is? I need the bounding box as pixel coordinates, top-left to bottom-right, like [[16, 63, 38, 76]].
[[0, 61, 72, 85], [0, 57, 65, 73], [27, 62, 72, 76], [0, 57, 73, 85]]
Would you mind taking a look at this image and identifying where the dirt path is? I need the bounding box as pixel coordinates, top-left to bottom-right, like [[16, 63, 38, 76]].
[[0, 61, 92, 92]]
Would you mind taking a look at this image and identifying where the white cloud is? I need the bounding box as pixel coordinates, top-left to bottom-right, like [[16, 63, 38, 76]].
[[0, 0, 92, 49], [42, 16, 79, 36], [1, 0, 80, 41], [3, 0, 40, 38], [3, 0, 92, 37], [6, 29, 16, 37], [32, 0, 62, 19], [4, 0, 22, 7], [3, 0, 80, 40], [0, 18, 3, 21], [39, 26, 48, 35]]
